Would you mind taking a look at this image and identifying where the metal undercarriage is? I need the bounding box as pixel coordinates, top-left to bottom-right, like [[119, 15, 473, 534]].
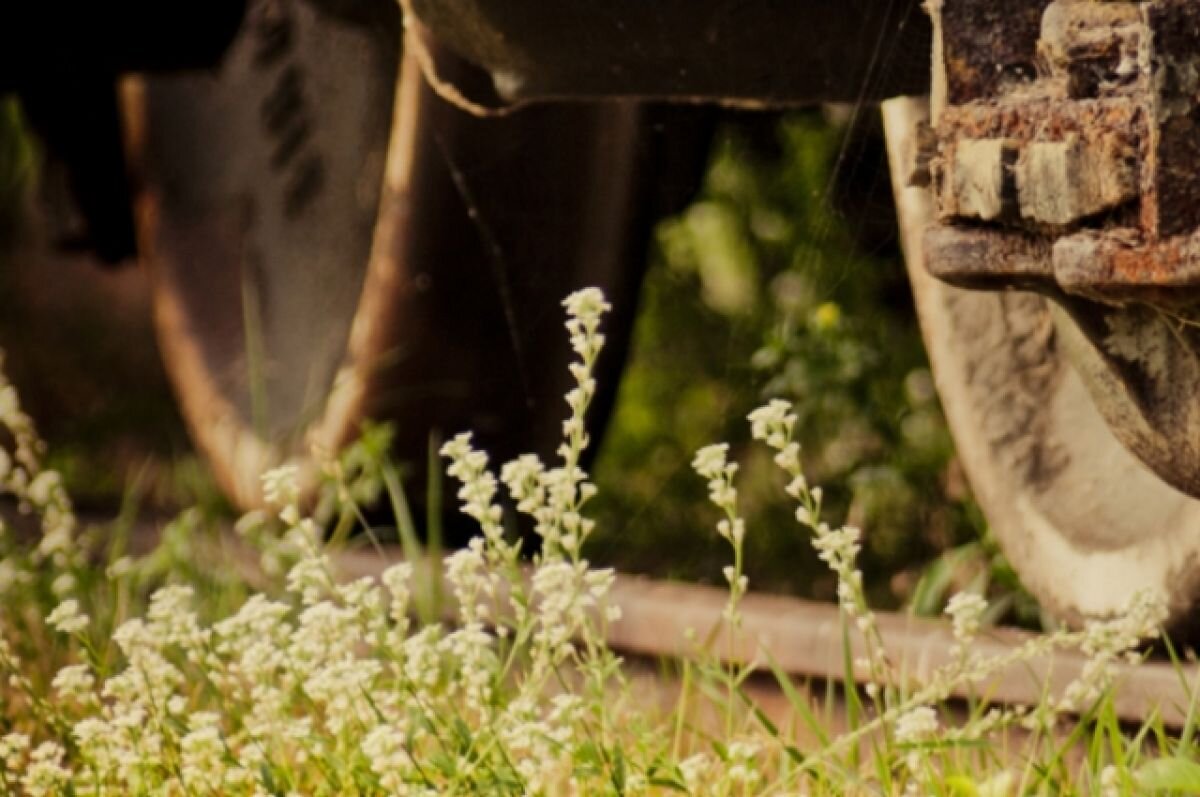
[[9, 0, 1200, 497], [403, 0, 1200, 498]]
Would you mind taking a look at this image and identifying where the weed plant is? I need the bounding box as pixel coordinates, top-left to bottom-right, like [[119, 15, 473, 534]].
[[0, 292, 1195, 795]]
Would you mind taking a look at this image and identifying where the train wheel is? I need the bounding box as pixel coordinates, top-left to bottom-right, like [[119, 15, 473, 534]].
[[122, 0, 693, 509], [883, 96, 1200, 628]]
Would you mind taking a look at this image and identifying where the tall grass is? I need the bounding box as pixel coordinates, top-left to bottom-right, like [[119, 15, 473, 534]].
[[0, 293, 1193, 795]]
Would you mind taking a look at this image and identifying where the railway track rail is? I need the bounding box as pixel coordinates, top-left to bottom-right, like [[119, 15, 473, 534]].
[[333, 545, 1199, 729], [106, 514, 1198, 728], [5, 502, 1194, 746]]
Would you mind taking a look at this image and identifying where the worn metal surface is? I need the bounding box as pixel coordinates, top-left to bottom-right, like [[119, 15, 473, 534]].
[[126, 0, 400, 505], [938, 0, 1050, 105], [400, 0, 931, 109]]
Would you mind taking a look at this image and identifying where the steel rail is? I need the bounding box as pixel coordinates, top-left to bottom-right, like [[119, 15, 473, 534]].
[[334, 545, 1200, 728], [67, 515, 1200, 728]]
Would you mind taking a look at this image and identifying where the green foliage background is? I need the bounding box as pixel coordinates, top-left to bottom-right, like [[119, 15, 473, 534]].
[[588, 113, 989, 609]]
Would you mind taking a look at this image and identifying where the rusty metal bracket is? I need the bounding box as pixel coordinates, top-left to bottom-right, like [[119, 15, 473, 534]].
[[921, 0, 1200, 498], [925, 0, 1200, 304]]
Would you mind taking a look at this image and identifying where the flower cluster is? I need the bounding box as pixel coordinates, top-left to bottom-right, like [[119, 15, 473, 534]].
[[692, 443, 750, 627], [0, 295, 640, 795], [6, 448, 613, 793], [704, 398, 1172, 793], [0, 353, 82, 590], [1058, 588, 1167, 712], [0, 293, 1180, 797], [894, 704, 939, 745], [45, 599, 88, 635], [746, 399, 876, 640], [945, 591, 987, 645], [945, 590, 988, 665]]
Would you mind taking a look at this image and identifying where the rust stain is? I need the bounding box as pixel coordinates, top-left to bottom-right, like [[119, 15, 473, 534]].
[[941, 0, 1051, 104], [939, 100, 1143, 147], [1103, 237, 1191, 284]]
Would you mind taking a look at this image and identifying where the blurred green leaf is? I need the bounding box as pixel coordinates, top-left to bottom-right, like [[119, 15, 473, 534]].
[[1136, 758, 1200, 792]]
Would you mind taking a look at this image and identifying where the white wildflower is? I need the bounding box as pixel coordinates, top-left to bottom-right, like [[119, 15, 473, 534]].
[[147, 583, 208, 651], [747, 398, 797, 449], [261, 463, 300, 509], [179, 712, 227, 791], [1099, 765, 1121, 797], [532, 560, 588, 659], [337, 575, 379, 614], [38, 523, 75, 567], [304, 656, 383, 735], [1060, 588, 1167, 712], [445, 538, 492, 624], [563, 287, 611, 363], [214, 594, 291, 647], [106, 555, 134, 579], [441, 433, 509, 555], [500, 453, 547, 514], [0, 383, 19, 425], [25, 471, 61, 506], [21, 741, 70, 796], [562, 287, 612, 327], [50, 570, 75, 597], [0, 732, 29, 769], [104, 618, 186, 710], [679, 753, 713, 790], [774, 441, 801, 471], [716, 518, 745, 545], [946, 591, 988, 644], [403, 625, 444, 690], [285, 540, 334, 606], [895, 705, 939, 744], [0, 557, 30, 598], [46, 598, 88, 635], [691, 443, 730, 481], [362, 724, 412, 791], [978, 770, 1016, 797], [51, 664, 94, 701], [785, 473, 807, 498], [725, 739, 762, 786], [381, 561, 414, 628], [438, 621, 495, 713], [812, 525, 862, 571]]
